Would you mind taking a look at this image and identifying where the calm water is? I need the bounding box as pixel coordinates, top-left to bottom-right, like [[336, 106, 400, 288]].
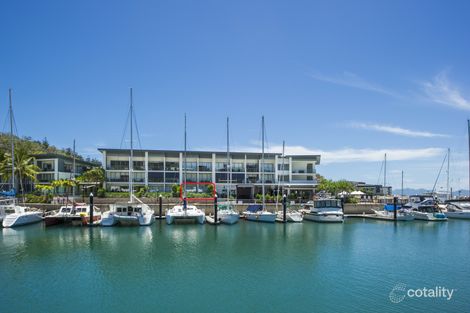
[[1, 219, 469, 313]]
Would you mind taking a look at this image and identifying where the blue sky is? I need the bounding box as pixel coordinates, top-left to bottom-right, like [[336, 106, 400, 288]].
[[1, 0, 470, 191]]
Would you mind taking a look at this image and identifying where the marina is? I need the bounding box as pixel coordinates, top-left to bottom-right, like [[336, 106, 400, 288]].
[[1, 218, 469, 313]]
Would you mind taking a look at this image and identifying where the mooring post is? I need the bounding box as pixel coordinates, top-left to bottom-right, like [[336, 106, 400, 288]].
[[89, 192, 94, 226], [159, 194, 163, 218], [283, 194, 287, 223], [393, 196, 397, 221], [214, 194, 218, 223]]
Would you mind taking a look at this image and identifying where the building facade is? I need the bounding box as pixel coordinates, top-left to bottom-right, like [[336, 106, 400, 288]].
[[34, 153, 99, 184], [99, 149, 321, 200]]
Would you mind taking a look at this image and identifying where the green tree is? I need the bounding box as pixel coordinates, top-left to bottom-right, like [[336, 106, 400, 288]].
[[0, 140, 41, 194], [76, 167, 105, 184], [316, 178, 355, 196]]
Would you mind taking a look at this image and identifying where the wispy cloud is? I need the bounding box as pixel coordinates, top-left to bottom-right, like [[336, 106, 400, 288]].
[[310, 71, 399, 98], [421, 71, 470, 110], [195, 144, 445, 165], [349, 122, 450, 138]]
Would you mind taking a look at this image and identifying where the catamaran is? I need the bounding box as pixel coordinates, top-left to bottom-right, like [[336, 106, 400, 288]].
[[244, 116, 276, 223], [100, 88, 154, 227], [166, 115, 205, 225]]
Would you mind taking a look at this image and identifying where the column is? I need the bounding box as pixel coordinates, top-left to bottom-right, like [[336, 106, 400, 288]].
[[211, 153, 216, 183], [144, 151, 149, 187]]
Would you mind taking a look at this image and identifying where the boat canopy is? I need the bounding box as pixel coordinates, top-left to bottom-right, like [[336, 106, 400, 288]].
[[246, 204, 262, 213], [384, 204, 401, 211], [0, 189, 16, 197]]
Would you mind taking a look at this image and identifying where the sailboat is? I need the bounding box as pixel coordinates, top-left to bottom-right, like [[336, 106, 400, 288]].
[[166, 115, 205, 224], [445, 120, 470, 219], [371, 153, 414, 221], [243, 116, 277, 223], [276, 141, 303, 222], [207, 117, 240, 225], [2, 89, 43, 228], [100, 88, 154, 227]]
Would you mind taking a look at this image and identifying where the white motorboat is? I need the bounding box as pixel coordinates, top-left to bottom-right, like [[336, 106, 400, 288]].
[[372, 209, 415, 221], [276, 210, 303, 222], [244, 204, 277, 223], [302, 199, 344, 223], [2, 204, 43, 228], [410, 200, 447, 221], [445, 202, 470, 219], [214, 203, 240, 225], [44, 204, 101, 226], [166, 204, 205, 224]]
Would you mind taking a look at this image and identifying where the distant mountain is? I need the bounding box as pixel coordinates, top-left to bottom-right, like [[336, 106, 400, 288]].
[[394, 188, 469, 197]]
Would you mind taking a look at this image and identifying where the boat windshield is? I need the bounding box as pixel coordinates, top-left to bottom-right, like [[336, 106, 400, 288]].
[[314, 199, 341, 208]]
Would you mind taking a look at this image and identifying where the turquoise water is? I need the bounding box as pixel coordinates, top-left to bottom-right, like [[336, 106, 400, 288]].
[[1, 219, 469, 313]]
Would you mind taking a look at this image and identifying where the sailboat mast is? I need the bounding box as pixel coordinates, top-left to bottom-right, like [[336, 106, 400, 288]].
[[401, 170, 404, 199], [72, 139, 76, 197], [468, 119, 470, 198], [447, 148, 450, 200], [226, 117, 230, 201], [384, 153, 387, 189], [9, 89, 15, 190], [261, 116, 265, 208], [129, 88, 134, 202], [183, 114, 187, 208]]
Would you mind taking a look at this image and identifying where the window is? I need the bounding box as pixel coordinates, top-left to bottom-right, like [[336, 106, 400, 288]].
[[64, 162, 73, 173], [278, 163, 289, 171], [216, 173, 229, 183], [109, 160, 129, 170], [133, 172, 145, 183], [183, 162, 197, 171], [199, 173, 212, 182], [148, 162, 164, 171], [148, 172, 164, 183], [247, 174, 258, 183], [216, 162, 227, 172], [165, 172, 179, 183], [185, 173, 197, 182], [37, 173, 54, 182], [165, 162, 179, 171], [231, 173, 245, 183], [133, 161, 145, 171], [262, 164, 274, 172], [37, 160, 55, 171], [198, 162, 212, 171], [232, 163, 244, 172], [106, 172, 129, 182], [246, 163, 259, 172]]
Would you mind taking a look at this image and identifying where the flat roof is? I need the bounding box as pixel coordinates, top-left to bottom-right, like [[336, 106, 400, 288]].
[[98, 148, 321, 164], [34, 153, 100, 166]]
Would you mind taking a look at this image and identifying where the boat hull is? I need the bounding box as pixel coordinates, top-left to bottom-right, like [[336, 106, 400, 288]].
[[166, 214, 205, 225], [303, 212, 343, 223], [445, 212, 470, 219], [244, 212, 277, 223], [2, 212, 43, 228], [412, 212, 447, 221], [277, 211, 303, 222], [219, 213, 240, 225]]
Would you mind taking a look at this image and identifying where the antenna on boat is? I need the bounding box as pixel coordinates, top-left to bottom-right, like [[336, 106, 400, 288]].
[[261, 116, 265, 209], [129, 88, 134, 203], [9, 89, 15, 192], [183, 113, 187, 210]]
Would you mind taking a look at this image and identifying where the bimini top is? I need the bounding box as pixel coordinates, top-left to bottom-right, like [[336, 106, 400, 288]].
[[246, 204, 263, 213], [384, 204, 402, 211]]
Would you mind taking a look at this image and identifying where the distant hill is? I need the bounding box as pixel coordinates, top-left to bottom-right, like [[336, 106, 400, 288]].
[[0, 133, 100, 164], [395, 188, 469, 197]]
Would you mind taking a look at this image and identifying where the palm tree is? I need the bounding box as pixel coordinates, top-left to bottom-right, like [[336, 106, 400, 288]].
[[0, 140, 40, 195]]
